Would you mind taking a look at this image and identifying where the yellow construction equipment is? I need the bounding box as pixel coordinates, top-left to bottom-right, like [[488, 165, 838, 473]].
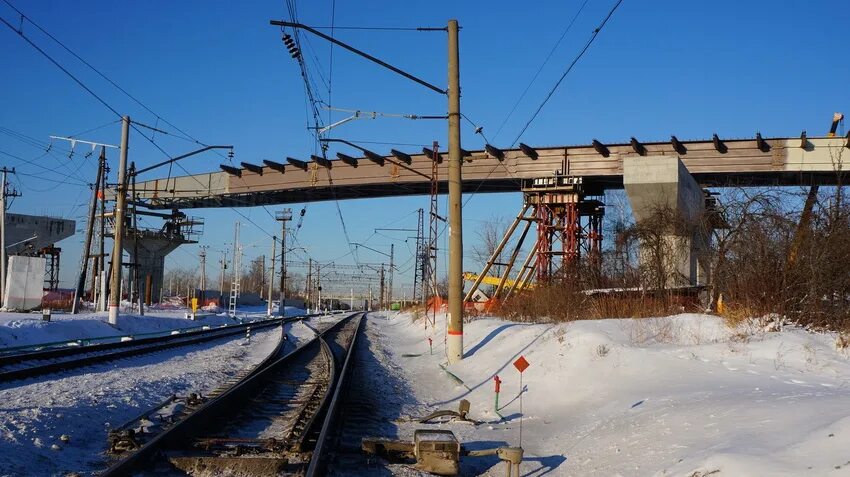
[[462, 272, 534, 290]]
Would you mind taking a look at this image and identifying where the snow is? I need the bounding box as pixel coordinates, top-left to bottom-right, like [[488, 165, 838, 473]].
[[0, 305, 307, 350], [0, 320, 297, 477], [367, 311, 850, 476], [3, 308, 847, 476]]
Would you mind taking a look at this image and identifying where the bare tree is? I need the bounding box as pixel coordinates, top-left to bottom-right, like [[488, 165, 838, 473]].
[[470, 214, 509, 295], [163, 267, 198, 298], [242, 256, 265, 295]]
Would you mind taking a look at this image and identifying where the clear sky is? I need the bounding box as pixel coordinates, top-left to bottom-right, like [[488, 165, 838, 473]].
[[1, 0, 848, 295]]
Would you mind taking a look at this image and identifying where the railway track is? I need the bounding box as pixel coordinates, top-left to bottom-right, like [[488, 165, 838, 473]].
[[0, 316, 300, 383], [102, 312, 366, 476]]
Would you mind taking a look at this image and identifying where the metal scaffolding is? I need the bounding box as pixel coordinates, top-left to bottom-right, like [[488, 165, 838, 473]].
[[39, 245, 61, 290], [464, 176, 604, 307]]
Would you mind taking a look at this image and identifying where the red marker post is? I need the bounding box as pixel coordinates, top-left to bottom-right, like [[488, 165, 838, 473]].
[[513, 355, 530, 446], [493, 374, 502, 412]]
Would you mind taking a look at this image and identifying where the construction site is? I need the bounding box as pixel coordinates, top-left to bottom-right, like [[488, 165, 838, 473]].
[[1, 1, 849, 476]]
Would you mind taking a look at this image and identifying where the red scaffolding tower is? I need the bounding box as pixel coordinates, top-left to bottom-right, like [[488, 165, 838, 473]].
[[464, 176, 604, 306]]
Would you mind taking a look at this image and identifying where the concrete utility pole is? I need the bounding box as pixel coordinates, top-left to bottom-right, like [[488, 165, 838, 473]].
[[72, 147, 105, 314], [219, 249, 227, 304], [267, 236, 276, 316], [316, 263, 322, 312], [99, 160, 108, 312], [379, 265, 385, 310], [108, 116, 130, 325], [276, 209, 292, 314], [446, 19, 464, 363], [268, 18, 463, 355], [129, 163, 143, 316], [0, 167, 18, 307], [388, 243, 394, 306], [260, 255, 266, 299], [199, 245, 208, 305], [306, 258, 312, 313]]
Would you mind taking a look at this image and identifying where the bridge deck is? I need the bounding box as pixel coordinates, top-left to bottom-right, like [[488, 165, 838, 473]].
[[127, 136, 849, 209]]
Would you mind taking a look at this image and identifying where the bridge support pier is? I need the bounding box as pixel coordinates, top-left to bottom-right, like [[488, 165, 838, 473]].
[[122, 237, 182, 305], [623, 156, 708, 288], [111, 211, 202, 305]]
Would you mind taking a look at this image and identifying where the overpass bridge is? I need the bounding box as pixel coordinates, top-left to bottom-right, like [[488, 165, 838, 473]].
[[121, 134, 848, 303], [127, 135, 849, 209]]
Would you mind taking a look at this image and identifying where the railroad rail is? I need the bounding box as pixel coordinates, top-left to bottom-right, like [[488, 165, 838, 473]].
[[0, 315, 302, 383], [102, 312, 365, 476]]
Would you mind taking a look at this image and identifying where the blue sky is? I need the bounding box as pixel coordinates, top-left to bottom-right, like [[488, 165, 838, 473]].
[[1, 0, 848, 294]]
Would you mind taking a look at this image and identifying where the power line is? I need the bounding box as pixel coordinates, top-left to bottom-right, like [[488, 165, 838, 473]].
[[1, 3, 290, 257], [0, 126, 94, 184], [283, 25, 441, 31], [1, 0, 206, 147], [328, 0, 336, 127], [0, 12, 121, 118], [0, 149, 89, 187], [510, 0, 625, 148], [325, 138, 431, 147], [492, 0, 590, 141]]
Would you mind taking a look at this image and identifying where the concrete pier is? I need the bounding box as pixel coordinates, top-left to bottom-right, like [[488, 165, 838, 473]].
[[122, 232, 183, 304], [623, 156, 707, 287]]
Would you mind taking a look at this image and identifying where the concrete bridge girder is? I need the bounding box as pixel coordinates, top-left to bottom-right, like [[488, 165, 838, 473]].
[[120, 136, 849, 209], [624, 156, 709, 288]]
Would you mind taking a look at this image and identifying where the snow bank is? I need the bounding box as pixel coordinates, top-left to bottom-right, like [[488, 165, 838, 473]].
[[375, 311, 850, 476], [0, 305, 304, 350]]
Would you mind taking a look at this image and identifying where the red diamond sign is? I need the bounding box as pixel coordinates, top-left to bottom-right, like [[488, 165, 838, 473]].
[[513, 355, 530, 373]]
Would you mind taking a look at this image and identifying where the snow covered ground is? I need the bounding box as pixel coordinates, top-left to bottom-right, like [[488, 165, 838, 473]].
[[0, 305, 307, 349], [0, 315, 323, 477], [368, 312, 850, 476]]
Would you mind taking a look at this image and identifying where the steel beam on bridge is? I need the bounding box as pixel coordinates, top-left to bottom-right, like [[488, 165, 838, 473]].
[[119, 136, 848, 209]]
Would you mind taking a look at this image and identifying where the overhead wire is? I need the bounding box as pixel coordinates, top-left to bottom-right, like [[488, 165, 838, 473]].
[[510, 0, 625, 148], [446, 0, 623, 222], [0, 3, 292, 255], [280, 0, 360, 266], [492, 0, 591, 141], [1, 0, 209, 148], [0, 149, 89, 187], [0, 12, 121, 118], [328, 0, 336, 127]]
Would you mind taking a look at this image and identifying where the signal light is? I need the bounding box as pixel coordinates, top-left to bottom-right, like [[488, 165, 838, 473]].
[[282, 33, 301, 59]]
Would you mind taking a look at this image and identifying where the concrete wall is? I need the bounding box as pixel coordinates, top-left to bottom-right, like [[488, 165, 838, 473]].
[[3, 256, 46, 310]]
